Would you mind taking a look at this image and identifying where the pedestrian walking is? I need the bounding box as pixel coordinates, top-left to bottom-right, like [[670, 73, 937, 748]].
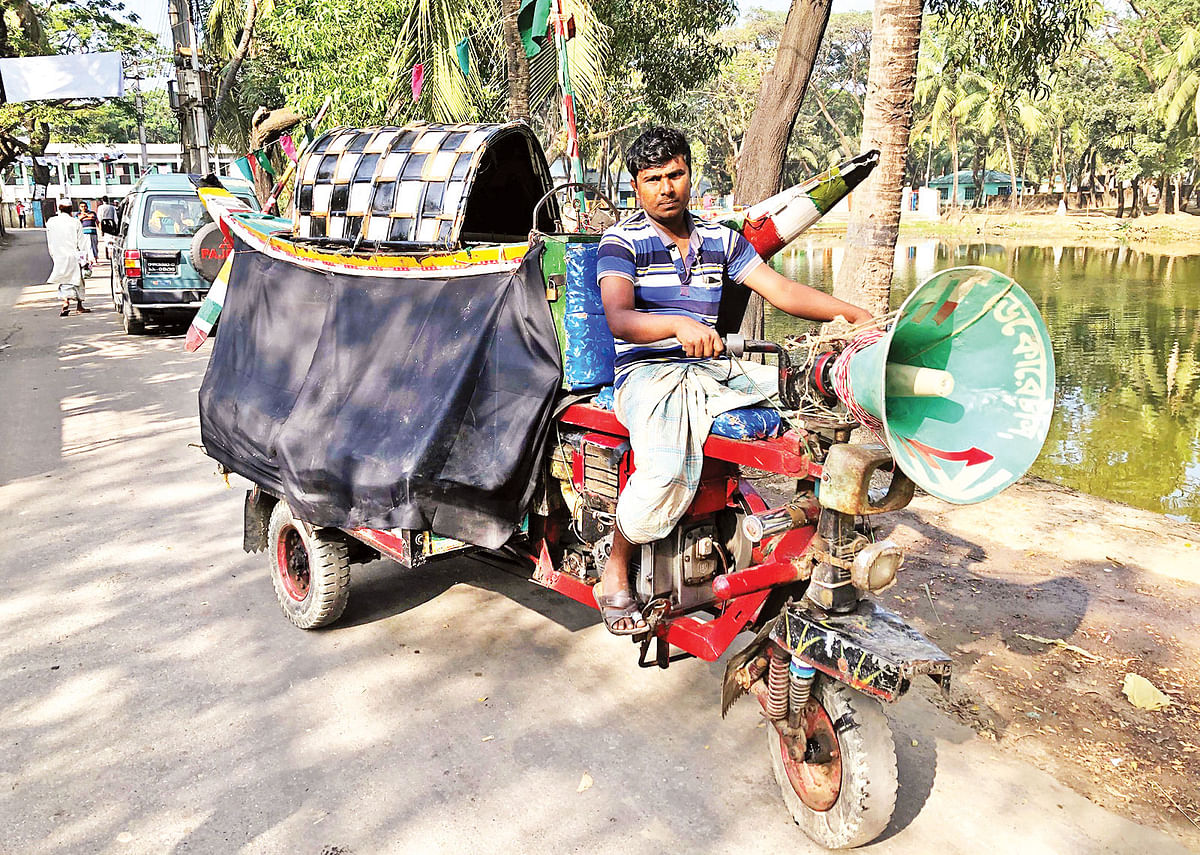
[[46, 202, 92, 317], [78, 202, 99, 268], [97, 196, 119, 260], [15, 201, 26, 228]]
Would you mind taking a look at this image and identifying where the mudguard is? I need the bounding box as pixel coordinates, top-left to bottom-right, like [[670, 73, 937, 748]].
[[722, 600, 951, 713]]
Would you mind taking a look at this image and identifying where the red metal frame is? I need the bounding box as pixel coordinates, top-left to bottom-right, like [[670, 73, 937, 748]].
[[349, 527, 413, 566], [342, 404, 822, 665], [560, 403, 818, 479], [531, 539, 776, 662]]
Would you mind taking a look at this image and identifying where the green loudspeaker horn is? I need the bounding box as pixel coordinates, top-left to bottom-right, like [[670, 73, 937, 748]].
[[839, 266, 1055, 504]]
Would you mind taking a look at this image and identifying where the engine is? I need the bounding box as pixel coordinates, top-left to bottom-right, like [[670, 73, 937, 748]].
[[550, 430, 749, 613]]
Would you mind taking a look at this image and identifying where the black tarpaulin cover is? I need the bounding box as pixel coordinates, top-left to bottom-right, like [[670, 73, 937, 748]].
[[198, 239, 562, 549]]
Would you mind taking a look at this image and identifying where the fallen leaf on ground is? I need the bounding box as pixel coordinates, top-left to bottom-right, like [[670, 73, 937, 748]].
[[577, 772, 593, 793], [1122, 673, 1172, 710], [1015, 633, 1102, 662]]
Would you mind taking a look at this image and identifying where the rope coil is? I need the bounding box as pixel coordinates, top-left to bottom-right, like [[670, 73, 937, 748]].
[[829, 328, 887, 437]]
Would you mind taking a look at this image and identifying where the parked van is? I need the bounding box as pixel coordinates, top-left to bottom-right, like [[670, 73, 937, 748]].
[[110, 173, 260, 334]]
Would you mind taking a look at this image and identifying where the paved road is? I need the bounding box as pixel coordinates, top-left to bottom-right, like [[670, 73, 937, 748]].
[[0, 229, 1192, 855]]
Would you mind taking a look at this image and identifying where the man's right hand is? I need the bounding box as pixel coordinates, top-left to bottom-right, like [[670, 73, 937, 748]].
[[674, 317, 724, 358]]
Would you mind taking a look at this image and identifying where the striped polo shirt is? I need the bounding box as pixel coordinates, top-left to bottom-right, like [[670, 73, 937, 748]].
[[597, 210, 762, 386]]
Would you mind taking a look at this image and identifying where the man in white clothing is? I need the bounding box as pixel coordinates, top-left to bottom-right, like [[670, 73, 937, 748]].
[[45, 202, 92, 317]]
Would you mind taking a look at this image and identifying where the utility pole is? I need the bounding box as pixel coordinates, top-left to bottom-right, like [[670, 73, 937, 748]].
[[129, 66, 149, 171], [167, 0, 211, 174]]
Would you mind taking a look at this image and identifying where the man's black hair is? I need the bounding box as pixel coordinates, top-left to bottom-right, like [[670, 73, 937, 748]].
[[625, 127, 691, 180]]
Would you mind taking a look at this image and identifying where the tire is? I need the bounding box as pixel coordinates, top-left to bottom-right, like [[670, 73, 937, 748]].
[[122, 300, 145, 335], [266, 501, 351, 629], [768, 676, 898, 849]]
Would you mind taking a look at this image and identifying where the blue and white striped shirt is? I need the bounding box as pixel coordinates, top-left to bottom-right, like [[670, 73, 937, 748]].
[[597, 210, 762, 386]]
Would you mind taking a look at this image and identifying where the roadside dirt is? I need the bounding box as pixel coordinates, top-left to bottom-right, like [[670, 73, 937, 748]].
[[875, 478, 1200, 849], [753, 472, 1200, 848]]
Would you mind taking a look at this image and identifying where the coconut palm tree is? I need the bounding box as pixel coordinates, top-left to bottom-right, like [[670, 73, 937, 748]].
[[914, 30, 983, 209], [1155, 26, 1200, 136], [831, 0, 923, 315], [207, 0, 609, 129]]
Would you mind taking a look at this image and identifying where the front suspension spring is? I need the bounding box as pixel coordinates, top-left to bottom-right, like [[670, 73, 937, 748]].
[[766, 653, 790, 720], [787, 657, 817, 730]]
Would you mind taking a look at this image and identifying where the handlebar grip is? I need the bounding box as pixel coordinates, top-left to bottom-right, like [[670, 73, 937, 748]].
[[721, 335, 780, 358]]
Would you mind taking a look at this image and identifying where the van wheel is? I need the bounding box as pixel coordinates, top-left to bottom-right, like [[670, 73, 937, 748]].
[[769, 676, 898, 849], [122, 300, 145, 335], [267, 501, 351, 629]]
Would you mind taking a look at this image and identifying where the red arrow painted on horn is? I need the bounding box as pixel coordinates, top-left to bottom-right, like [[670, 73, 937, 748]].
[[905, 438, 994, 466]]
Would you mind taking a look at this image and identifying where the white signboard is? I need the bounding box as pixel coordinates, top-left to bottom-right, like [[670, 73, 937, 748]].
[[0, 52, 124, 103]]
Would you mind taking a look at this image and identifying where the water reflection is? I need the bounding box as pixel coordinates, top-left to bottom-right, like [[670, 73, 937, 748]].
[[768, 239, 1200, 522]]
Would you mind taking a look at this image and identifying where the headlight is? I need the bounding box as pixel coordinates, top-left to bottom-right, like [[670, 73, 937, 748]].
[[851, 540, 903, 593]]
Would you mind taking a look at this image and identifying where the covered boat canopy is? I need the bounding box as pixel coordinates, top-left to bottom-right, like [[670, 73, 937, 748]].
[[292, 122, 558, 248]]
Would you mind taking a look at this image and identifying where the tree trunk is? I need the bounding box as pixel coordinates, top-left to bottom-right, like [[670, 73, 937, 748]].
[[1164, 171, 1175, 214], [1131, 175, 1141, 218], [1057, 134, 1068, 210], [214, 0, 259, 112], [831, 0, 922, 316], [501, 0, 530, 121], [972, 143, 984, 208], [1116, 179, 1125, 218], [1088, 150, 1098, 209], [1074, 148, 1088, 208], [950, 121, 959, 209], [736, 0, 832, 205], [734, 0, 832, 340], [1000, 114, 1017, 210], [248, 107, 305, 204], [813, 87, 855, 158]]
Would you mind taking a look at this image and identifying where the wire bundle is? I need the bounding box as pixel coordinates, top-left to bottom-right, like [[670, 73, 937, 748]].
[[829, 328, 887, 436]]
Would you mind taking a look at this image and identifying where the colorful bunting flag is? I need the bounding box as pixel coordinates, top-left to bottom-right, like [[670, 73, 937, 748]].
[[232, 156, 254, 183], [455, 38, 470, 78], [411, 63, 424, 101], [280, 134, 298, 163], [518, 0, 552, 58], [254, 149, 276, 177]]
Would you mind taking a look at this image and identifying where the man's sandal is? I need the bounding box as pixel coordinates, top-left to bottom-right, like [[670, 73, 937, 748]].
[[593, 586, 647, 636], [59, 306, 69, 317]]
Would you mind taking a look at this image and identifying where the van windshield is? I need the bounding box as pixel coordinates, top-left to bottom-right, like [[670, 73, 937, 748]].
[[141, 192, 257, 238]]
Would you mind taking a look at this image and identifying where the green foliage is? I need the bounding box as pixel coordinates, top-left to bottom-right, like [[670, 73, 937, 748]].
[[591, 0, 736, 114], [927, 0, 1099, 94], [0, 0, 165, 173], [52, 89, 177, 144]]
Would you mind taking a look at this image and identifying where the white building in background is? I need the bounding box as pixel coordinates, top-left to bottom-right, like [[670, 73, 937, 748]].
[[1, 142, 242, 226]]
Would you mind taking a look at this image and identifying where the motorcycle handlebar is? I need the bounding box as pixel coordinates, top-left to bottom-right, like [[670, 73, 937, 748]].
[[721, 334, 783, 360]]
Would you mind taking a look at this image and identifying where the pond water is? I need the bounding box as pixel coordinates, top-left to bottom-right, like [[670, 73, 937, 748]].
[[768, 240, 1200, 522]]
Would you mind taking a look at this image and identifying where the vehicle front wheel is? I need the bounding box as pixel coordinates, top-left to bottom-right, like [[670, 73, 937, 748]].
[[267, 501, 351, 629], [768, 675, 898, 849]]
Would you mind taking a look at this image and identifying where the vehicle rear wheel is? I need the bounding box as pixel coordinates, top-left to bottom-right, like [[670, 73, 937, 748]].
[[267, 501, 351, 629], [122, 300, 145, 335], [768, 676, 897, 849]]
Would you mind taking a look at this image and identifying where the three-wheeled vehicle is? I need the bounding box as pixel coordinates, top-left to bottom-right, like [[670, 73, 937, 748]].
[[191, 122, 1055, 849]]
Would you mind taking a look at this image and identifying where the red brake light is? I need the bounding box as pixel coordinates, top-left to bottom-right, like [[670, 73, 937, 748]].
[[123, 249, 141, 278]]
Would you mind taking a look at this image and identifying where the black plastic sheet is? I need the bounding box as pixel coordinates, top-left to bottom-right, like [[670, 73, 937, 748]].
[[199, 239, 561, 549]]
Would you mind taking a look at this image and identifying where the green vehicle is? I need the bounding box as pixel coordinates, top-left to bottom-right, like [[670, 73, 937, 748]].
[[110, 173, 259, 334]]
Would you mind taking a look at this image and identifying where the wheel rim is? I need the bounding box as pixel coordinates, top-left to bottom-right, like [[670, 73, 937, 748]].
[[276, 526, 311, 601], [777, 698, 843, 812]]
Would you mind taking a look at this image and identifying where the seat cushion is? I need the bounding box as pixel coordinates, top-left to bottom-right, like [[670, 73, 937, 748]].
[[563, 242, 616, 390], [591, 385, 780, 440]]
